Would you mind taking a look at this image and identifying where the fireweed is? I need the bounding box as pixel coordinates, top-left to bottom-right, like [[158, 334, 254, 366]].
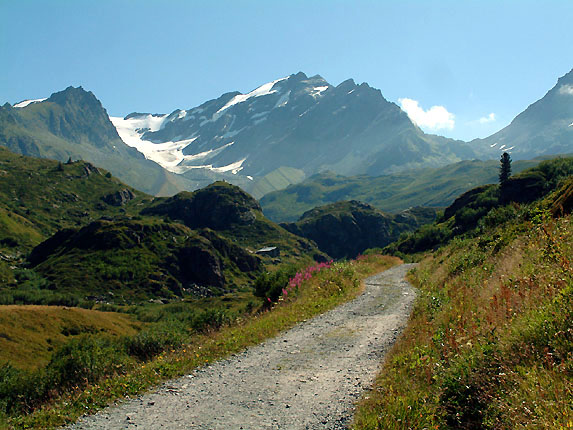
[[278, 261, 333, 300]]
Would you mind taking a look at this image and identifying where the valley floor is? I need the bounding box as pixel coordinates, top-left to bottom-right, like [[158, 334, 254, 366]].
[[66, 264, 415, 430]]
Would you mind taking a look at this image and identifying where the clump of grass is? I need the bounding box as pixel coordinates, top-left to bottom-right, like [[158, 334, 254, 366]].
[[353, 209, 573, 429], [3, 254, 399, 429]]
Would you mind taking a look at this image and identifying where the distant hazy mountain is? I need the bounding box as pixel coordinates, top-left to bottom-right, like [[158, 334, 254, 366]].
[[111, 72, 478, 196], [473, 68, 573, 159], [259, 158, 544, 222], [0, 87, 190, 196]]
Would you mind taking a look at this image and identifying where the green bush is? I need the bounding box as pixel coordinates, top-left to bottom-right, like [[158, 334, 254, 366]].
[[392, 223, 452, 254], [0, 363, 46, 415], [478, 204, 519, 230], [125, 323, 185, 361], [0, 290, 81, 307], [0, 335, 132, 416], [254, 265, 298, 302], [191, 309, 233, 332], [439, 342, 501, 428], [46, 335, 130, 389]]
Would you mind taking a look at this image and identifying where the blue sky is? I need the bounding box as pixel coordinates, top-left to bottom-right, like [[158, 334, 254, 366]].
[[1, 0, 571, 141]]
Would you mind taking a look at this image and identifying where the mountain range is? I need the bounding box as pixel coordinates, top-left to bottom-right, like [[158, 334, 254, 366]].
[[0, 87, 191, 196], [3, 69, 572, 199], [110, 72, 477, 193]]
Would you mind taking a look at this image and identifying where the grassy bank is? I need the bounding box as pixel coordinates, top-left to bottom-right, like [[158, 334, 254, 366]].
[[2, 254, 398, 429], [0, 306, 141, 370], [354, 209, 572, 429]]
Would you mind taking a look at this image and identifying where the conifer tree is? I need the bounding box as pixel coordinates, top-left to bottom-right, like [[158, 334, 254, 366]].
[[499, 152, 512, 186]]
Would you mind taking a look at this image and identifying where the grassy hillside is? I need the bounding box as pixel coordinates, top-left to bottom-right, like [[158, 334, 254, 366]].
[[0, 306, 140, 370], [385, 157, 573, 257], [249, 166, 306, 199], [26, 218, 262, 304], [141, 181, 325, 267], [0, 148, 325, 306], [0, 146, 147, 254], [354, 162, 573, 429], [260, 158, 543, 222]]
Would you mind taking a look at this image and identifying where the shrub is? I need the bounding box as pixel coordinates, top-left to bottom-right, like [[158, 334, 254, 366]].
[[254, 265, 299, 302], [46, 335, 130, 388], [191, 309, 233, 332], [393, 223, 452, 254], [125, 323, 185, 361], [0, 363, 46, 415]]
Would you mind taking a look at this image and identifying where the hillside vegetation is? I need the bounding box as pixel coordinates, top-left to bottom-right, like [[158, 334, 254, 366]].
[[260, 158, 543, 222], [0, 146, 146, 254], [281, 200, 437, 258], [385, 157, 573, 256], [141, 181, 323, 267], [0, 147, 323, 306], [354, 158, 573, 429], [0, 306, 140, 370]]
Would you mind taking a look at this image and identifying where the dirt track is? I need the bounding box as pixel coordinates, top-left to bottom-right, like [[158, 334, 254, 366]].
[[67, 263, 416, 429]]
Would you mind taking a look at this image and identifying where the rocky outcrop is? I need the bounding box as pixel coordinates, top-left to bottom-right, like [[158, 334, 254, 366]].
[[282, 201, 436, 259], [83, 163, 101, 177], [142, 181, 261, 230], [103, 188, 135, 206], [178, 241, 226, 288]]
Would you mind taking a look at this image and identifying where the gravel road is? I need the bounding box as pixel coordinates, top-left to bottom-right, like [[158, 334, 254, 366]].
[[67, 263, 416, 430]]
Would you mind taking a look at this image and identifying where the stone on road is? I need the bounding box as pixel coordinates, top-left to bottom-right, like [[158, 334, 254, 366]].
[[67, 263, 416, 430]]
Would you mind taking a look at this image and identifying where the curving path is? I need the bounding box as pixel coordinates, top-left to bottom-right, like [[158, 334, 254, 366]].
[[68, 263, 416, 430]]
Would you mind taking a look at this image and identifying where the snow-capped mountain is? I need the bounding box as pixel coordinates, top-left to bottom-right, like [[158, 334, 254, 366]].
[[0, 87, 189, 196], [111, 72, 477, 195], [110, 73, 340, 175]]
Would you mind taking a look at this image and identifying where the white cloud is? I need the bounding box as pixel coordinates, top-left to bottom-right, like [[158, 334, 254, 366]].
[[398, 98, 455, 130], [559, 84, 573, 95], [479, 113, 496, 124]]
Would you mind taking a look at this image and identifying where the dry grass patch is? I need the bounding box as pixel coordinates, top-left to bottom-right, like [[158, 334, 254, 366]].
[[0, 306, 141, 370]]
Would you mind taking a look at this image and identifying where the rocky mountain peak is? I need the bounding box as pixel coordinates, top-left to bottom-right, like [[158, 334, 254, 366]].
[[47, 86, 101, 110], [336, 78, 356, 91], [556, 68, 573, 85]]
